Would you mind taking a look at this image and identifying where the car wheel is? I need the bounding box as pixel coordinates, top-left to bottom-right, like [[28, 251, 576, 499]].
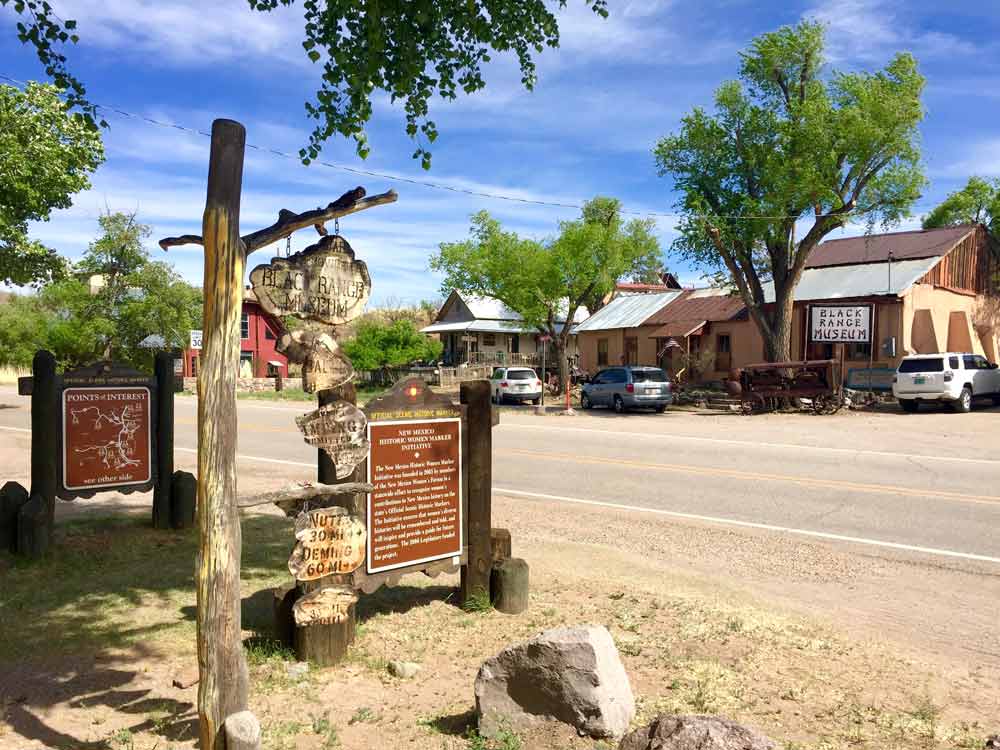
[[899, 399, 919, 413], [531, 397, 540, 405], [655, 405, 667, 414], [951, 386, 972, 413], [494, 390, 503, 405], [613, 395, 625, 414], [581, 392, 592, 410]]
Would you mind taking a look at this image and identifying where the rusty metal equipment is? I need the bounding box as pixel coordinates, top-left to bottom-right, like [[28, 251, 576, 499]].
[[725, 359, 842, 415]]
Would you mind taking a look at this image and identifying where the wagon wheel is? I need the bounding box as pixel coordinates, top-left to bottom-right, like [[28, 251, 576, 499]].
[[823, 394, 844, 415], [740, 398, 755, 415]]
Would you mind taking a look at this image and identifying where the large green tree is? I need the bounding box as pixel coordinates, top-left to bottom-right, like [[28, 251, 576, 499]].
[[431, 197, 661, 390], [654, 21, 925, 362], [0, 212, 202, 370], [923, 176, 1000, 241], [0, 81, 104, 285], [4, 0, 607, 168], [342, 319, 443, 384]]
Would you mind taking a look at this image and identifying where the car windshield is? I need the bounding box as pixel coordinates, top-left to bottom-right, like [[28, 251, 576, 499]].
[[898, 358, 944, 373], [631, 369, 667, 382], [506, 369, 536, 380]]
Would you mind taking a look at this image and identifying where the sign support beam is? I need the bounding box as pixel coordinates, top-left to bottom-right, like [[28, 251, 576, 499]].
[[460, 380, 492, 605]]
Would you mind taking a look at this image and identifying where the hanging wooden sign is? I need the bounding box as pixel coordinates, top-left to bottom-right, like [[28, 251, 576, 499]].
[[276, 330, 355, 393], [293, 585, 359, 627], [248, 234, 371, 325], [296, 401, 369, 479], [288, 507, 367, 580]]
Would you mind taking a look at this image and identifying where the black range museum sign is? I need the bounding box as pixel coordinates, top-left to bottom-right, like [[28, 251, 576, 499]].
[[249, 234, 371, 326], [809, 305, 872, 344], [58, 364, 158, 500]]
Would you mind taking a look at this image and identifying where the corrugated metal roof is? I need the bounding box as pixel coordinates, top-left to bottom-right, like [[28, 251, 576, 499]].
[[446, 293, 589, 325], [643, 287, 746, 326], [422, 319, 564, 334], [649, 320, 707, 338], [762, 256, 942, 302], [805, 225, 972, 268], [573, 291, 682, 332]]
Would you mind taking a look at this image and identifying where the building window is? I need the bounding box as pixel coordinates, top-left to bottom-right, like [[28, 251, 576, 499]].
[[483, 332, 496, 347], [264, 325, 276, 341], [508, 334, 519, 354], [846, 342, 872, 361], [241, 311, 250, 340], [624, 336, 638, 365], [597, 338, 609, 366]]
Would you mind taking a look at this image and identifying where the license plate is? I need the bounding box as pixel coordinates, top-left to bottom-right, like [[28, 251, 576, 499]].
[[913, 377, 925, 385]]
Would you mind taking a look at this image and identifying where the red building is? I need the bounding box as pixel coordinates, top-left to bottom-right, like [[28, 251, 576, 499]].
[[182, 289, 288, 378]]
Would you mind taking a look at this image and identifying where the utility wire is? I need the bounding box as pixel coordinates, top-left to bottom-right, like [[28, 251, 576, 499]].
[[1, 72, 939, 221]]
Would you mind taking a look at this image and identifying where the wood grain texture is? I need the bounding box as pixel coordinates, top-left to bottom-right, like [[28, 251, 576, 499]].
[[490, 557, 529, 615], [459, 380, 492, 605], [196, 118, 249, 750], [222, 711, 261, 750]]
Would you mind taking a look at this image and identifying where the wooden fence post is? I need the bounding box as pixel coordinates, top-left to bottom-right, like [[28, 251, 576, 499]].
[[24, 349, 57, 556], [196, 118, 249, 750], [460, 380, 492, 605], [153, 351, 175, 529], [294, 383, 358, 665]]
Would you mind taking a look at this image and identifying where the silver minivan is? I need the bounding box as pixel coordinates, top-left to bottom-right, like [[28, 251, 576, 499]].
[[580, 366, 672, 413]]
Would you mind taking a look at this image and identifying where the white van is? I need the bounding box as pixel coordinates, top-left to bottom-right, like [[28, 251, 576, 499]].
[[892, 353, 1000, 413]]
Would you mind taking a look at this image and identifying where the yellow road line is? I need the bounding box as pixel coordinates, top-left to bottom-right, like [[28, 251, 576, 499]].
[[500, 447, 1000, 507]]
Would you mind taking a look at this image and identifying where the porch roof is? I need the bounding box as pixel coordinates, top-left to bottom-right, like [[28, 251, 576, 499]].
[[649, 319, 707, 338], [761, 255, 943, 302], [422, 319, 545, 335]]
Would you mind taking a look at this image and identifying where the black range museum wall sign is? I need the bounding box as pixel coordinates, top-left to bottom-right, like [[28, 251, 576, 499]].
[[809, 304, 873, 343]]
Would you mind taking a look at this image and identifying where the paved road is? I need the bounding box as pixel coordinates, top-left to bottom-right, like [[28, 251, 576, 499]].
[[1, 388, 998, 562]]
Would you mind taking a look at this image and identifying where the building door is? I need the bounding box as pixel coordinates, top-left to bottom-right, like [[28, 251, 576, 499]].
[[239, 352, 254, 378], [624, 336, 638, 365], [509, 334, 520, 355], [716, 334, 731, 372]]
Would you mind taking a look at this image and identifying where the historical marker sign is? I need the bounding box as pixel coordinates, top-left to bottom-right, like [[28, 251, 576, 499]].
[[366, 405, 463, 574], [810, 305, 872, 344], [296, 401, 369, 479], [288, 507, 367, 580], [249, 235, 371, 326], [293, 585, 359, 627], [62, 386, 153, 494]]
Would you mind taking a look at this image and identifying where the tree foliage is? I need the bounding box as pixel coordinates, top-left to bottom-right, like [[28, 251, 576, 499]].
[[0, 81, 104, 285], [430, 197, 661, 384], [341, 319, 442, 380], [6, 0, 607, 168], [0, 212, 202, 370], [654, 21, 925, 361], [923, 176, 1000, 240]]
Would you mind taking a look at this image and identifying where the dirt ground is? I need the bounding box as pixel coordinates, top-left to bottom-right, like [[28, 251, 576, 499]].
[[1, 491, 997, 750]]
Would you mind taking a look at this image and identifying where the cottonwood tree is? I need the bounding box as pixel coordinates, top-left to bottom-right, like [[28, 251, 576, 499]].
[[655, 21, 925, 362], [0, 82, 104, 285], [923, 176, 1000, 241], [431, 198, 661, 390], [4, 0, 608, 168], [342, 319, 443, 385]]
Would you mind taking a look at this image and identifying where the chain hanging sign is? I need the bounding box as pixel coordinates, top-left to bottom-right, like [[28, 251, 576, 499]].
[[249, 235, 371, 326]]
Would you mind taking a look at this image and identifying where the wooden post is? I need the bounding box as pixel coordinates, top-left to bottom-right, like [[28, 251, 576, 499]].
[[196, 118, 249, 750], [153, 351, 175, 529], [491, 557, 529, 614], [170, 470, 197, 530], [0, 481, 29, 552], [293, 382, 359, 666], [223, 711, 261, 750], [460, 380, 492, 605], [490, 527, 511, 564], [30, 350, 57, 528]]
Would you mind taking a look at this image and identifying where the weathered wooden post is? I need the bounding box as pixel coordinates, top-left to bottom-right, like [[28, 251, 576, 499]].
[[460, 380, 492, 604], [152, 351, 175, 529], [196, 118, 250, 750], [22, 350, 57, 556]]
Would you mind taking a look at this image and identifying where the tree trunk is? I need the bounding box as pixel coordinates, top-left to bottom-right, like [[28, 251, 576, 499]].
[[763, 287, 796, 363], [196, 119, 249, 750], [554, 333, 570, 404]]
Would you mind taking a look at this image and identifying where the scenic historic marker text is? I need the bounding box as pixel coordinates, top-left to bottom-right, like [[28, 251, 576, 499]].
[[366, 418, 462, 574]]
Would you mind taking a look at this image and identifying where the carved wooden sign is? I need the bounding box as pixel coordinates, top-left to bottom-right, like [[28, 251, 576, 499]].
[[292, 585, 359, 626], [288, 507, 367, 580], [276, 330, 355, 393], [295, 401, 369, 479], [249, 234, 371, 325]]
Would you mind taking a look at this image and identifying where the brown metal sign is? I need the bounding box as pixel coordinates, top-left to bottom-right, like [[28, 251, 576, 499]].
[[61, 386, 153, 495], [288, 507, 367, 580], [248, 235, 371, 325], [292, 585, 359, 627], [366, 416, 462, 574], [295, 401, 369, 479]]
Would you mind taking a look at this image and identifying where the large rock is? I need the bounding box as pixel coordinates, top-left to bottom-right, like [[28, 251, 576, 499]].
[[618, 715, 776, 750], [475, 625, 635, 739]]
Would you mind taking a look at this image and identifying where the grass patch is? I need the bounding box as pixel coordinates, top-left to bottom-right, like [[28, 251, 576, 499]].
[[461, 587, 494, 614]]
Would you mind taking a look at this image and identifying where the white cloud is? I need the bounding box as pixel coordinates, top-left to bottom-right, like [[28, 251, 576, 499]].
[[927, 139, 1000, 180]]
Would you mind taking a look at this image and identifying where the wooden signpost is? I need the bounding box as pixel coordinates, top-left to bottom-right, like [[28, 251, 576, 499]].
[[295, 402, 370, 479]]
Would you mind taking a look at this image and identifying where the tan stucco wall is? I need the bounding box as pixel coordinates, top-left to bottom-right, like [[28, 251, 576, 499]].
[[903, 285, 985, 357]]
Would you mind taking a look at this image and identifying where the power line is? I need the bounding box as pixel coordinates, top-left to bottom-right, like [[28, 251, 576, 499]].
[[1, 72, 941, 221]]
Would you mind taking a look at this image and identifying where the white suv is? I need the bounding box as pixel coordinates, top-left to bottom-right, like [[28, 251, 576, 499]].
[[490, 366, 542, 405], [892, 353, 1000, 413]]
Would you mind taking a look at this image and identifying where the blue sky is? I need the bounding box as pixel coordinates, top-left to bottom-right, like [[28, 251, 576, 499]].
[[2, 0, 1000, 306]]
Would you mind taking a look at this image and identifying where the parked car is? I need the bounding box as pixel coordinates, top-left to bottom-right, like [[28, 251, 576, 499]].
[[580, 366, 672, 413], [892, 353, 1000, 413], [490, 366, 542, 405]]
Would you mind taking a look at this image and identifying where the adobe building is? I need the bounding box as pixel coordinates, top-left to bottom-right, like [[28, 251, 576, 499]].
[[574, 224, 999, 387], [182, 288, 288, 379]]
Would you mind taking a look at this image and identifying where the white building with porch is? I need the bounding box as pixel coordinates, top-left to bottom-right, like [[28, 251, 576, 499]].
[[422, 291, 588, 370]]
